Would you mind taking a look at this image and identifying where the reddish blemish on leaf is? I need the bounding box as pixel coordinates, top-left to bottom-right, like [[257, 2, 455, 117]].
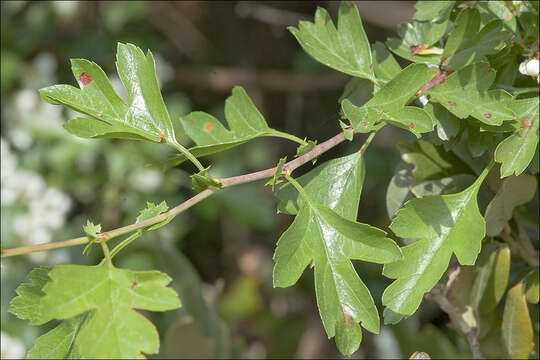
[[369, 63, 373, 70], [322, 21, 326, 25], [409, 122, 415, 129], [521, 117, 533, 129], [130, 282, 138, 289], [484, 113, 492, 119], [505, 13, 512, 20], [157, 133, 165, 142], [204, 123, 213, 132], [369, 82, 374, 87], [487, 66, 492, 72], [79, 72, 92, 86], [447, 101, 457, 107], [341, 307, 353, 325], [361, 121, 367, 127]]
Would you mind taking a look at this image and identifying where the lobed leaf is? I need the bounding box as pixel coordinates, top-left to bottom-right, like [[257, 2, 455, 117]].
[[288, 2, 375, 80], [41, 44, 181, 147], [382, 162, 492, 316], [427, 62, 515, 126], [494, 98, 539, 177], [443, 8, 511, 71], [9, 267, 52, 326], [341, 64, 437, 137], [386, 20, 448, 65], [168, 86, 293, 167], [40, 264, 181, 358], [371, 41, 401, 86], [274, 151, 401, 355], [26, 315, 85, 359], [423, 103, 460, 142]]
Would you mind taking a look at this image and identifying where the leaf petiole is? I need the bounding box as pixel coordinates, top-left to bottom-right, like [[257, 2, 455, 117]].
[[270, 131, 308, 146], [169, 141, 206, 172]]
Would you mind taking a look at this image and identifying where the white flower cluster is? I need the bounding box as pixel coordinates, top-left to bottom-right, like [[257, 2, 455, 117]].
[[1, 138, 71, 262], [0, 331, 25, 359], [519, 59, 539, 83]]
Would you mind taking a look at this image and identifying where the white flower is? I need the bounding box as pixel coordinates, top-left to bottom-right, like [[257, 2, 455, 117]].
[[14, 89, 39, 112], [519, 59, 539, 76], [0, 138, 17, 183], [1, 170, 45, 205], [0, 332, 26, 359], [28, 188, 71, 229], [52, 1, 80, 20], [8, 128, 33, 150]]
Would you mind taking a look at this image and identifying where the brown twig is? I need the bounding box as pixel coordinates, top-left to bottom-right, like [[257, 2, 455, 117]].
[[1, 131, 347, 258]]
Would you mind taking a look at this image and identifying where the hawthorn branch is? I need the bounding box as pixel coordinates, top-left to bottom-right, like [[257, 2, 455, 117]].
[[1, 131, 350, 258]]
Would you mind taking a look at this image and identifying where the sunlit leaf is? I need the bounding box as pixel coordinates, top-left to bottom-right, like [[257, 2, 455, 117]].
[[288, 2, 375, 80], [495, 98, 539, 177], [341, 64, 437, 137], [39, 263, 181, 358], [427, 62, 515, 126], [525, 271, 539, 304], [382, 163, 492, 316]]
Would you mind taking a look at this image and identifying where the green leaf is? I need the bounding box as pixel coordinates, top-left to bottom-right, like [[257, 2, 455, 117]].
[[339, 78, 373, 108], [288, 2, 375, 80], [495, 98, 539, 177], [41, 44, 180, 146], [525, 271, 539, 304], [423, 103, 461, 141], [427, 62, 515, 126], [443, 8, 510, 71], [296, 140, 317, 157], [191, 167, 223, 193], [9, 267, 52, 326], [82, 220, 102, 255], [502, 283, 534, 359], [413, 1, 454, 23], [382, 162, 492, 316], [341, 64, 437, 137], [274, 156, 401, 355], [26, 315, 85, 359], [170, 86, 295, 166], [265, 157, 287, 191], [386, 20, 448, 65], [484, 174, 537, 236], [386, 163, 416, 220], [277, 151, 365, 216], [471, 243, 511, 313], [396, 140, 470, 181], [40, 263, 181, 358], [477, 1, 518, 33], [410, 174, 475, 198], [136, 200, 172, 231], [371, 41, 401, 85], [274, 187, 402, 355]]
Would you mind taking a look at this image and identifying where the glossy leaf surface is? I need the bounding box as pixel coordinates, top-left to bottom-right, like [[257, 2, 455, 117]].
[[288, 2, 375, 80], [494, 98, 539, 177], [39, 264, 181, 358], [341, 64, 437, 137], [170, 86, 292, 166], [413, 1, 454, 23], [382, 163, 491, 316], [427, 62, 514, 126], [41, 43, 180, 146], [386, 20, 447, 65]]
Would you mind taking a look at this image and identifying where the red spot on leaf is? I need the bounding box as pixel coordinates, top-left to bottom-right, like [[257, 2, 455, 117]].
[[487, 66, 492, 72], [484, 113, 492, 119], [409, 122, 415, 129], [79, 72, 92, 86], [369, 82, 374, 87], [369, 63, 373, 70], [157, 133, 165, 142], [447, 101, 457, 107], [361, 121, 367, 127], [130, 282, 138, 289], [341, 307, 353, 325], [505, 13, 512, 20], [521, 117, 533, 129], [204, 123, 213, 132], [322, 21, 326, 25]]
